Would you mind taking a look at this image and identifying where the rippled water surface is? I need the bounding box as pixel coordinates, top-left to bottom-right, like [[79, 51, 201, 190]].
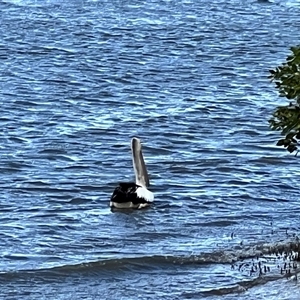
[[1, 0, 300, 298]]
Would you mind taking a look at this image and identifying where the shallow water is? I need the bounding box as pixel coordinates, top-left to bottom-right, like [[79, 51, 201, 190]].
[[1, 0, 300, 298]]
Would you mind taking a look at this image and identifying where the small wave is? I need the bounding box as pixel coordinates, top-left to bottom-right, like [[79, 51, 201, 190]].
[[0, 254, 217, 281], [1, 238, 300, 285]]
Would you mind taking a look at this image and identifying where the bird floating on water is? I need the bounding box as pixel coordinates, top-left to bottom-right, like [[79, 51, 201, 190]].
[[110, 137, 154, 209]]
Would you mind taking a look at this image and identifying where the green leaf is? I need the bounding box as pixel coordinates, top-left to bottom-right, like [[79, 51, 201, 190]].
[[286, 132, 296, 140], [276, 139, 286, 146], [269, 44, 300, 155], [287, 144, 297, 153]]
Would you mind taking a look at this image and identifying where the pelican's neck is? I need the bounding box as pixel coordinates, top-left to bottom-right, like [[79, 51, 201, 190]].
[[131, 137, 150, 188]]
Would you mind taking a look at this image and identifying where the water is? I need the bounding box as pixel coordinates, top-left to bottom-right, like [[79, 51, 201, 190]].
[[0, 0, 300, 298]]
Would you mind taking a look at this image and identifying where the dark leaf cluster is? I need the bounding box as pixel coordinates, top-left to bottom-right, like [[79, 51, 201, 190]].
[[269, 46, 300, 154]]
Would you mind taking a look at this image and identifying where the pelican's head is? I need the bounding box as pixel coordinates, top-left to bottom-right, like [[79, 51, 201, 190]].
[[131, 137, 142, 152]]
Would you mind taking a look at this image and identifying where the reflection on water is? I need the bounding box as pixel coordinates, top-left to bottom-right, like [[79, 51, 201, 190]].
[[0, 0, 300, 298]]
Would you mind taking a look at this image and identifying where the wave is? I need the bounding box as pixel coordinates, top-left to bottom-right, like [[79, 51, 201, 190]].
[[1, 237, 299, 286]]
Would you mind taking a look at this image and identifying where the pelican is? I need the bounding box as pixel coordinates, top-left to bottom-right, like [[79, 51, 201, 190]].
[[110, 137, 154, 209]]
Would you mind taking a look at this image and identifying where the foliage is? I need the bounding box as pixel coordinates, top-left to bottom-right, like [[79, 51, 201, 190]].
[[269, 46, 300, 154]]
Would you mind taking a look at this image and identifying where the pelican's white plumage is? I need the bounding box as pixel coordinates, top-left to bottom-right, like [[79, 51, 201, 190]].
[[136, 186, 154, 202], [110, 137, 154, 209]]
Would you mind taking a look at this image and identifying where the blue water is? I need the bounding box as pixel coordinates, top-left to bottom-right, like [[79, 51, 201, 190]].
[[0, 0, 300, 299]]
